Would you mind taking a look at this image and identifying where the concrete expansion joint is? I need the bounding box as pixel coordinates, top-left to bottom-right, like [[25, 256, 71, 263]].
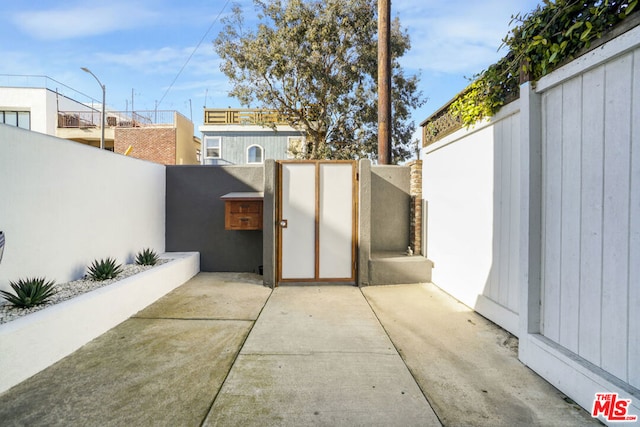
[[313, 350, 397, 356], [358, 289, 433, 407], [245, 350, 398, 356], [131, 316, 255, 322]]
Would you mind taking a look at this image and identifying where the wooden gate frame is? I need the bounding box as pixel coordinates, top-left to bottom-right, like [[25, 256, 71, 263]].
[[276, 160, 358, 285]]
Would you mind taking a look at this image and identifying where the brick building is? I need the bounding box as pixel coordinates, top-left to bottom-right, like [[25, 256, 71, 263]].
[[114, 112, 200, 165]]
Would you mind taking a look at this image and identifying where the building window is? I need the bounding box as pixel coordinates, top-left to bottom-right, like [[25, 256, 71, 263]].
[[247, 145, 264, 164], [204, 136, 221, 159], [1, 111, 30, 130], [287, 136, 305, 159]]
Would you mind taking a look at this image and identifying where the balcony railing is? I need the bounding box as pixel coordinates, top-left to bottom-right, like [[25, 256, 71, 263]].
[[0, 74, 101, 107], [57, 110, 177, 129], [204, 108, 291, 126]]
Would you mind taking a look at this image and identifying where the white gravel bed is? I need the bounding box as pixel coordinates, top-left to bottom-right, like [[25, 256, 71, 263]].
[[0, 259, 169, 325]]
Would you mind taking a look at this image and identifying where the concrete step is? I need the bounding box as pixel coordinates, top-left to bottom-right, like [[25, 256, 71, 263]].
[[368, 251, 433, 285]]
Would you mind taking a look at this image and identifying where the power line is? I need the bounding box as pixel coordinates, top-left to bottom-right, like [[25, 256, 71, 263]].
[[157, 0, 232, 108]]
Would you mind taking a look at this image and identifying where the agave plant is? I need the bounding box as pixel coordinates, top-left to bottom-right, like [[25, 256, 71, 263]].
[[0, 277, 57, 308], [87, 257, 123, 281], [135, 248, 159, 266]]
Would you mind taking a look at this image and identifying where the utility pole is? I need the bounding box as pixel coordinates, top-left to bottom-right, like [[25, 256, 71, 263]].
[[378, 0, 392, 164]]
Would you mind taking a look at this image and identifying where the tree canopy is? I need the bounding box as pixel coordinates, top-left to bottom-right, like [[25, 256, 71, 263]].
[[214, 0, 424, 162]]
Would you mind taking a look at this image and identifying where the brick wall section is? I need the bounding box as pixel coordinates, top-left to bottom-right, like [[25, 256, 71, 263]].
[[407, 160, 422, 255], [114, 127, 177, 165]]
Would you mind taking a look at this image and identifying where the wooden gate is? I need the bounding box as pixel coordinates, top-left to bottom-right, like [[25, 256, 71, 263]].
[[277, 161, 357, 285]]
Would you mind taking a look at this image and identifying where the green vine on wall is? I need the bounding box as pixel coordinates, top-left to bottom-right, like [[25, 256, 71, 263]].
[[446, 0, 637, 128]]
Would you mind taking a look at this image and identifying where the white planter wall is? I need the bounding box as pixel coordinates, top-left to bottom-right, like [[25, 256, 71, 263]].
[[0, 125, 166, 291], [0, 252, 199, 394]]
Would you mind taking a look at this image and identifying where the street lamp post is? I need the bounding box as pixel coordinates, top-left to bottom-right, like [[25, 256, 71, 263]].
[[81, 67, 106, 150]]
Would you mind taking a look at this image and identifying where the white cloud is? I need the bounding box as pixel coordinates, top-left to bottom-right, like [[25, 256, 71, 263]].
[[395, 0, 540, 74], [13, 3, 160, 40], [97, 47, 192, 72], [94, 45, 222, 77], [85, 44, 230, 111]]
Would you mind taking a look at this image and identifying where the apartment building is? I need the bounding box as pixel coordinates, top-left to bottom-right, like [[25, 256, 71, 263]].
[[0, 75, 199, 165]]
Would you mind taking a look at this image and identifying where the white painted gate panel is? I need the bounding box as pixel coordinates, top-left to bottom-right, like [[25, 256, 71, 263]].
[[280, 163, 316, 279], [319, 163, 354, 279]]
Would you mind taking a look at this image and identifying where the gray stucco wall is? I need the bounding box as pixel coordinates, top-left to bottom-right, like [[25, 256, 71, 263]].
[[370, 165, 410, 252], [166, 165, 264, 272]]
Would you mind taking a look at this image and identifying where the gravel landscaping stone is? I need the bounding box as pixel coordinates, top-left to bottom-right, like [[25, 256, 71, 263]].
[[0, 259, 169, 325]]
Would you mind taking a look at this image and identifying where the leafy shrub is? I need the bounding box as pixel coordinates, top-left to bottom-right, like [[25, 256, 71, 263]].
[[0, 277, 57, 308], [437, 0, 637, 129], [135, 248, 159, 266], [87, 257, 123, 281], [506, 0, 637, 80]]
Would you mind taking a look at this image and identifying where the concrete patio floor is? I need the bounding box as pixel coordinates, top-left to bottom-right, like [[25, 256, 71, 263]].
[[0, 273, 599, 426]]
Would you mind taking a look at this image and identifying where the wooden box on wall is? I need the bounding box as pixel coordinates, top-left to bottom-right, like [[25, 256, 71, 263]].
[[221, 192, 264, 231]]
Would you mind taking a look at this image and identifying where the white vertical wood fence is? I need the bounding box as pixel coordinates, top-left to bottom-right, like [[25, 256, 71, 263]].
[[423, 23, 640, 421], [534, 27, 640, 394]]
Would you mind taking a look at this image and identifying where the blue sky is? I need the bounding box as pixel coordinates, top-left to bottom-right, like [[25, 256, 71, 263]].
[[0, 0, 541, 139]]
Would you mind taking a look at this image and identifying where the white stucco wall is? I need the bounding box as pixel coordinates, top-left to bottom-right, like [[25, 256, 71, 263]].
[[423, 124, 494, 305], [0, 125, 166, 291], [422, 102, 521, 335]]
